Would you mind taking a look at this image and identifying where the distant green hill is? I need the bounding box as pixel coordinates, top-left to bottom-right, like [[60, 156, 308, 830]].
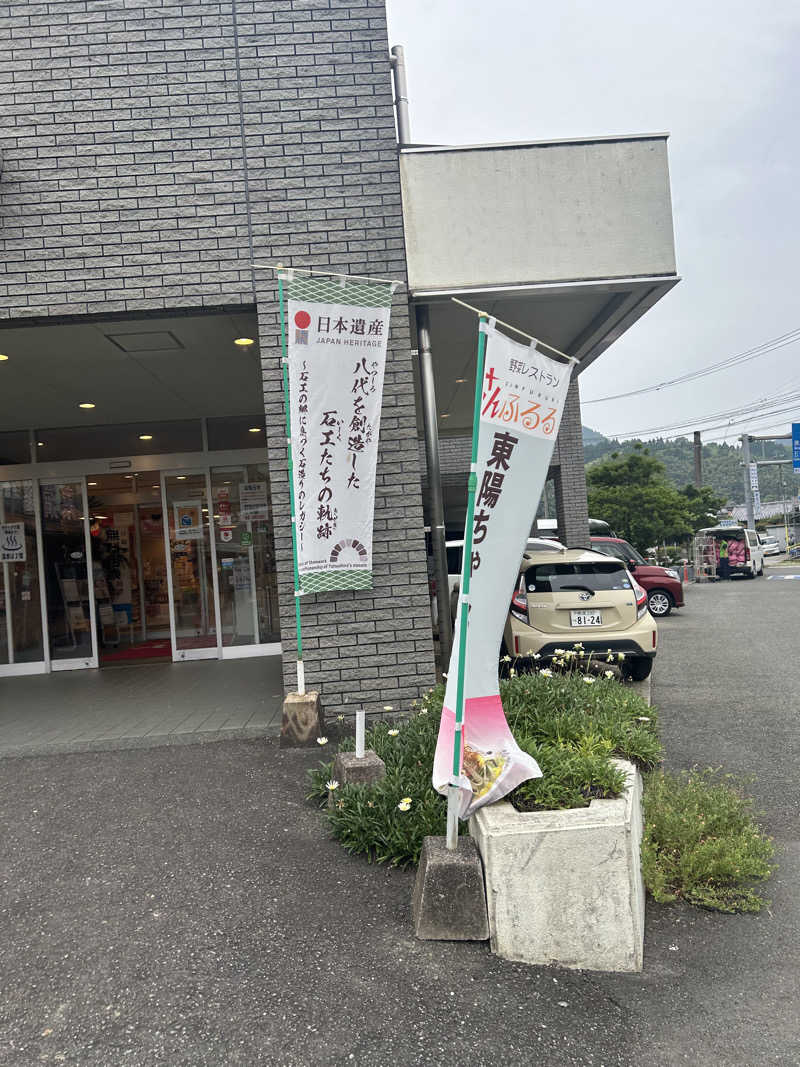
[[581, 427, 798, 503]]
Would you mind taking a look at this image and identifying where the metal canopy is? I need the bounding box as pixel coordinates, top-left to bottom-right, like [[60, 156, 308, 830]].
[[410, 276, 677, 436]]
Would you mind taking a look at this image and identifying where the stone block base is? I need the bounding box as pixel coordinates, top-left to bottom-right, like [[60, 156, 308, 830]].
[[280, 691, 324, 748], [332, 749, 386, 786], [470, 759, 644, 972], [412, 835, 489, 941], [328, 750, 386, 808]]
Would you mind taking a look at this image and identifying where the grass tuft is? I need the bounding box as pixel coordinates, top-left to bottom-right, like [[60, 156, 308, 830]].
[[641, 768, 776, 912]]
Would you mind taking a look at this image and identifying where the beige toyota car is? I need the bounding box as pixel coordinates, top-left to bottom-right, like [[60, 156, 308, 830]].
[[502, 545, 658, 681]]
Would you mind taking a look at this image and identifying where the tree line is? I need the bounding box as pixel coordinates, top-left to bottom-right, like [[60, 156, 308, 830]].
[[583, 429, 797, 504]]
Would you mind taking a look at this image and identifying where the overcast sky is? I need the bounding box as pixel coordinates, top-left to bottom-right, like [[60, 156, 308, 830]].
[[386, 1, 800, 443]]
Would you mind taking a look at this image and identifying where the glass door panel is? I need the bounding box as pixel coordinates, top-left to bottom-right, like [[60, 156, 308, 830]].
[[137, 501, 171, 640], [39, 479, 97, 669], [86, 471, 172, 665], [1, 480, 46, 673], [211, 463, 281, 655], [163, 472, 218, 659]]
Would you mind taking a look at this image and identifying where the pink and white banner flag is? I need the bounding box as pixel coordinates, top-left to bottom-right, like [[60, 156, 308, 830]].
[[433, 320, 573, 817]]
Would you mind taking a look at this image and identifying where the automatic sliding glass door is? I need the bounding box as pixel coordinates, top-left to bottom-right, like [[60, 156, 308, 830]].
[[0, 480, 47, 676], [161, 471, 221, 661], [39, 478, 98, 671], [210, 463, 281, 657]]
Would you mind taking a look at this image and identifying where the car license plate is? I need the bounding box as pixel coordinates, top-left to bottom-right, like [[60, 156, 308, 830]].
[[570, 610, 603, 627]]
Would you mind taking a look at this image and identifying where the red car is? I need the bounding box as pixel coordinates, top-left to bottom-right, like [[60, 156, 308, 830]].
[[590, 537, 684, 618]]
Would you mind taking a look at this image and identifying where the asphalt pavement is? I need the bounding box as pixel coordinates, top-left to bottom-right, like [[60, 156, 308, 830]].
[[1, 566, 798, 1066]]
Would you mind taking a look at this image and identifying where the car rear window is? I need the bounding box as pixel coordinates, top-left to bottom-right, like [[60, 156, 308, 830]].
[[525, 561, 631, 593]]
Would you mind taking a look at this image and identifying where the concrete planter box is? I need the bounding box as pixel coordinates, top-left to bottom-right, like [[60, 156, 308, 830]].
[[470, 759, 644, 973]]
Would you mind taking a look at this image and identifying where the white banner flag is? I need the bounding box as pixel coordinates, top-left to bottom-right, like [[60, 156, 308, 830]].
[[284, 274, 393, 593], [433, 320, 573, 817]]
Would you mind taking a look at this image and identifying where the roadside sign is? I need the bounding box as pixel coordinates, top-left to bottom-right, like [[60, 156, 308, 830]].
[[792, 423, 800, 470]]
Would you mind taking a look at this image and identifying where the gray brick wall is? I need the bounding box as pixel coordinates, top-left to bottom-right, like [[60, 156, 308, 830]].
[[0, 0, 437, 709]]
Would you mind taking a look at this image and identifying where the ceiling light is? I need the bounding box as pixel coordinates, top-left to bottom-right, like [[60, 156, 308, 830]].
[[124, 475, 133, 479], [0, 354, 8, 361], [249, 427, 261, 433], [440, 413, 450, 419], [79, 402, 95, 409], [223, 481, 231, 485], [234, 337, 255, 347], [151, 485, 159, 489], [139, 434, 153, 441], [93, 514, 108, 520], [88, 481, 98, 486], [177, 475, 186, 480], [38, 441, 45, 447], [455, 378, 467, 383]]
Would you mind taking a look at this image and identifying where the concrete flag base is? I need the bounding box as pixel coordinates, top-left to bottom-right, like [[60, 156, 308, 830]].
[[412, 835, 490, 941], [328, 750, 386, 807], [470, 759, 645, 972], [280, 691, 325, 748]]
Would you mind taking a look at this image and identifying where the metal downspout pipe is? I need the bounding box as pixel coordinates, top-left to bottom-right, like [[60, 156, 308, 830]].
[[391, 45, 453, 671], [416, 306, 453, 670], [389, 46, 411, 145]]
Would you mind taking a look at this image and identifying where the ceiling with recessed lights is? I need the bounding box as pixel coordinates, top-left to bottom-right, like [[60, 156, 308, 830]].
[[0, 310, 262, 432]]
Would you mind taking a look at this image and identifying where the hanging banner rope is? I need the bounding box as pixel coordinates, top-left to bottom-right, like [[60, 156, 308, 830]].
[[278, 269, 395, 596], [433, 315, 575, 836]]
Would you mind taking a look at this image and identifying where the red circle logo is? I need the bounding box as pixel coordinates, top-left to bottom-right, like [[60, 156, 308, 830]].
[[294, 310, 311, 329]]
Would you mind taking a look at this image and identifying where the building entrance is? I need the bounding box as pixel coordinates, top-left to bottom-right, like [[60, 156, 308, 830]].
[[0, 452, 280, 677]]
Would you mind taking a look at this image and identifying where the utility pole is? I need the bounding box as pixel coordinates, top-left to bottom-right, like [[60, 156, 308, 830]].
[[693, 430, 702, 488], [741, 433, 755, 530], [779, 463, 789, 550]]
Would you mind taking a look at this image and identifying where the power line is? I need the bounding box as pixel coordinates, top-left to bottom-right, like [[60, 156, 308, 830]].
[[583, 326, 800, 404], [607, 387, 800, 439]]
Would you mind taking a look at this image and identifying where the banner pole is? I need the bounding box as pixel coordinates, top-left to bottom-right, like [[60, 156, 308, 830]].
[[277, 269, 306, 695], [446, 314, 489, 849]]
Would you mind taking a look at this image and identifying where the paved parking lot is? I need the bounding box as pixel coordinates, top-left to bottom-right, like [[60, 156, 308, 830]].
[[0, 568, 798, 1065]]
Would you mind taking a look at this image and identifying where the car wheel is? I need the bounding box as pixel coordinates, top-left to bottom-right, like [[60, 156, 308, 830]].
[[623, 657, 653, 682], [757, 562, 764, 576], [647, 589, 673, 617]]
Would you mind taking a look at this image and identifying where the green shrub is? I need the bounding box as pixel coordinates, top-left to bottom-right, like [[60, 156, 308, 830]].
[[511, 736, 628, 812], [641, 768, 776, 913], [307, 669, 661, 867]]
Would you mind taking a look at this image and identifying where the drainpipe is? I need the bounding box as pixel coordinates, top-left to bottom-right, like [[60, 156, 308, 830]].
[[391, 46, 453, 671], [417, 305, 453, 670], [389, 45, 411, 145]]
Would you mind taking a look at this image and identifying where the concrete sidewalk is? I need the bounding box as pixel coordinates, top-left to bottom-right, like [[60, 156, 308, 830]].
[[0, 657, 284, 757]]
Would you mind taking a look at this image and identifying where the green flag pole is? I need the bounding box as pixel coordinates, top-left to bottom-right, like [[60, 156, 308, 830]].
[[446, 313, 489, 849], [277, 268, 306, 695]]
